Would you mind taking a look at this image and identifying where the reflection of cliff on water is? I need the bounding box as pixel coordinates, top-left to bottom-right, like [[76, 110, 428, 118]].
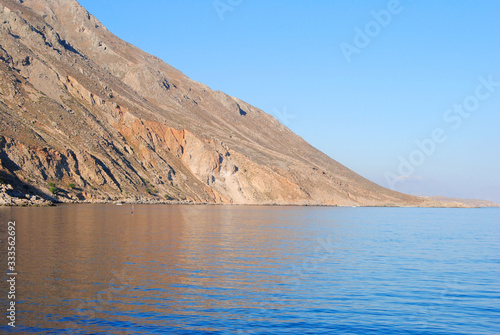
[[6, 204, 335, 332]]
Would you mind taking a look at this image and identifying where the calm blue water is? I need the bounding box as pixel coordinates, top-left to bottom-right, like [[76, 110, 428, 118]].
[[1, 205, 499, 334]]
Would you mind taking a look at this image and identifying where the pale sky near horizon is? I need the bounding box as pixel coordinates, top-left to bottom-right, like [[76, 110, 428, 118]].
[[78, 0, 500, 203]]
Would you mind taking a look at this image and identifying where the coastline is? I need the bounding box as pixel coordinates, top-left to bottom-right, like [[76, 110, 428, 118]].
[[1, 182, 497, 208], [2, 196, 498, 209]]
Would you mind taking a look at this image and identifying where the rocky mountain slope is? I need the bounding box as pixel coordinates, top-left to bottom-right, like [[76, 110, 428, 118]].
[[0, 0, 464, 206]]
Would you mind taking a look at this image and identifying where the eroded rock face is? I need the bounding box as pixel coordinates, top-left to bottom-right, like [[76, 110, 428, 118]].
[[0, 0, 425, 206]]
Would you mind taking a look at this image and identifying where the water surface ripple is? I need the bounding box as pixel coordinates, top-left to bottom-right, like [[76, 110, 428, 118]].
[[0, 205, 498, 334]]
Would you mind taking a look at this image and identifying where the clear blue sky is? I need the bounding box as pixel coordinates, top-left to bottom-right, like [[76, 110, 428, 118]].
[[78, 0, 500, 203]]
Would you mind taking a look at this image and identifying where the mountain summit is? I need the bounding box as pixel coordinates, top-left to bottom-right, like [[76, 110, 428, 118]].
[[0, 0, 428, 206]]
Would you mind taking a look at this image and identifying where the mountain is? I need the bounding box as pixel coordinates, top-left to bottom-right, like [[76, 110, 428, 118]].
[[0, 0, 457, 206]]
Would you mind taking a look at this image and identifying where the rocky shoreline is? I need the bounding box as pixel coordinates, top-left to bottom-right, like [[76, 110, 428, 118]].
[[1, 182, 497, 208], [0, 183, 53, 206]]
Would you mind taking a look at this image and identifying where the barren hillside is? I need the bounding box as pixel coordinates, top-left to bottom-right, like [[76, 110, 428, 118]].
[[0, 0, 432, 206]]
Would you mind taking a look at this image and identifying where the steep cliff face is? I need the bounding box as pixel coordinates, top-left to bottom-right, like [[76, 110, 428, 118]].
[[0, 0, 424, 205]]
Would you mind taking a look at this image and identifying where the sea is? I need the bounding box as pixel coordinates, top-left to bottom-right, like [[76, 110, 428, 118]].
[[0, 205, 499, 334]]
